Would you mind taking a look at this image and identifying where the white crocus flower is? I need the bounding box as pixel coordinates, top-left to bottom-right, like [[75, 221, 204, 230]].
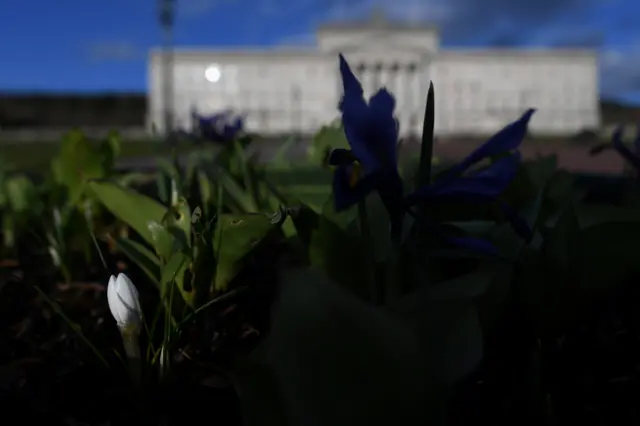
[[107, 273, 142, 360]]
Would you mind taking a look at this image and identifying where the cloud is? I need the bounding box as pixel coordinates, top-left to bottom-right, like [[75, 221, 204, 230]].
[[85, 41, 142, 63], [268, 0, 640, 102], [600, 43, 640, 102]]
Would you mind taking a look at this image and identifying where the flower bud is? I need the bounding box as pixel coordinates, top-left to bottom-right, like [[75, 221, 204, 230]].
[[107, 273, 142, 335]]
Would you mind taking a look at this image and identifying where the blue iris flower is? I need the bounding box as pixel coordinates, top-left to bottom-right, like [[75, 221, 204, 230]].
[[192, 110, 245, 144], [610, 125, 640, 172], [406, 109, 536, 251], [328, 53, 534, 253], [328, 54, 405, 234]]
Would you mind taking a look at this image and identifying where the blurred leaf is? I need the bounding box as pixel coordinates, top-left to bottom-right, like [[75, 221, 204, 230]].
[[88, 180, 167, 247], [115, 238, 161, 288], [52, 130, 110, 206], [99, 131, 121, 170], [212, 213, 275, 292], [271, 136, 297, 166], [295, 200, 371, 298], [190, 224, 216, 308], [197, 171, 214, 213], [389, 292, 483, 389], [308, 123, 348, 164], [518, 202, 582, 337], [577, 204, 640, 228], [216, 168, 258, 212], [238, 268, 433, 426], [422, 262, 500, 301], [5, 175, 39, 214], [161, 251, 192, 307], [162, 197, 192, 250], [2, 214, 15, 248]]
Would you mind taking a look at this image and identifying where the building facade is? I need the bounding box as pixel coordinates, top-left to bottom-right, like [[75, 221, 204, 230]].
[[148, 15, 600, 137]]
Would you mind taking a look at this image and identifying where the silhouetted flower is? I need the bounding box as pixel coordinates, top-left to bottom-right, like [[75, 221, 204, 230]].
[[405, 109, 536, 251], [328, 54, 404, 235], [611, 126, 640, 171], [589, 126, 640, 178], [193, 110, 245, 144], [328, 53, 533, 253]]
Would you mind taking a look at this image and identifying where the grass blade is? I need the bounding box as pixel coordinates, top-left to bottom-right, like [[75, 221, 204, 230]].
[[416, 82, 435, 189]]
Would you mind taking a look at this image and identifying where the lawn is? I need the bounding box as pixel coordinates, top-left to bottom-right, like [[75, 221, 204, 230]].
[[0, 139, 196, 171]]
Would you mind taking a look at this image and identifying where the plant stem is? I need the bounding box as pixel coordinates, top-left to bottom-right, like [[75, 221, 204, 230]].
[[120, 328, 142, 388], [357, 201, 381, 305], [384, 241, 401, 306]]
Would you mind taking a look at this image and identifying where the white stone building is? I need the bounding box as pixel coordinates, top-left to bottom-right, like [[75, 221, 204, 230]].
[[148, 14, 600, 137]]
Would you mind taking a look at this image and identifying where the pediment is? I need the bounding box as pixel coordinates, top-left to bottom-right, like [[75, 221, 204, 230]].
[[338, 38, 429, 64], [317, 29, 437, 63]]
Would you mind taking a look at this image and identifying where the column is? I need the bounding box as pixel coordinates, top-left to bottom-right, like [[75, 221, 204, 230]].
[[360, 64, 374, 99], [373, 62, 383, 93]]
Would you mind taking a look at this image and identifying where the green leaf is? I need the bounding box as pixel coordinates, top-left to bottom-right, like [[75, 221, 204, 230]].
[[88, 180, 167, 247], [5, 175, 39, 214], [197, 170, 214, 213], [52, 130, 110, 206], [543, 200, 580, 267], [2, 214, 16, 249], [147, 220, 179, 260], [295, 201, 371, 299], [517, 202, 583, 337], [213, 213, 275, 292], [578, 219, 640, 298], [390, 292, 483, 389], [308, 123, 349, 164], [115, 238, 161, 288], [271, 136, 297, 165], [190, 225, 216, 309], [421, 262, 501, 302], [162, 197, 192, 250], [577, 204, 640, 228], [216, 168, 258, 212], [416, 82, 435, 189], [238, 268, 434, 426], [161, 251, 192, 307]]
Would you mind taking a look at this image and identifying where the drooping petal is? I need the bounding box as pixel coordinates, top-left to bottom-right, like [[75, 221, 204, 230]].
[[446, 109, 535, 178], [407, 153, 520, 205], [612, 126, 640, 171], [332, 165, 380, 211]]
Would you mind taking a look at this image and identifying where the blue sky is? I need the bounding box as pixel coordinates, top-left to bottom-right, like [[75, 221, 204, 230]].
[[1, 0, 639, 103]]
